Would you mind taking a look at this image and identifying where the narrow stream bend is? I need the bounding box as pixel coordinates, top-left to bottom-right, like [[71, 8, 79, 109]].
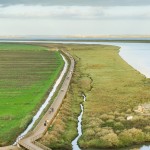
[[14, 54, 68, 144], [72, 94, 86, 150]]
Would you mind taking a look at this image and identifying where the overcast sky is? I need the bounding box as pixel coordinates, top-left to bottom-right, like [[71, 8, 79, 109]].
[[0, 0, 150, 36]]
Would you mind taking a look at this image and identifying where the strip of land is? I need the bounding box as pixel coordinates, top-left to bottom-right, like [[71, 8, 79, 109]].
[[17, 50, 74, 150], [0, 49, 74, 150], [0, 43, 63, 146], [40, 43, 150, 149]]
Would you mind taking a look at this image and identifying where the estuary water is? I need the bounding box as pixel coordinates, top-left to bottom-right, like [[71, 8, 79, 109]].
[[103, 42, 150, 78]]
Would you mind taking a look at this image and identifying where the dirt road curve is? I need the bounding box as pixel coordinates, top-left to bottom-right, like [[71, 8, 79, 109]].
[[0, 50, 74, 150]]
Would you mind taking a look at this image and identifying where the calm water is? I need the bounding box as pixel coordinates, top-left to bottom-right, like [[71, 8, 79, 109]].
[[117, 43, 150, 78]]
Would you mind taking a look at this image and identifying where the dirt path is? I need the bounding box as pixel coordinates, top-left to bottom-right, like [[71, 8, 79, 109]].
[[0, 50, 74, 150]]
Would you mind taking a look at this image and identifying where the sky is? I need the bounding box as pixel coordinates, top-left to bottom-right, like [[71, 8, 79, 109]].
[[0, 0, 150, 36]]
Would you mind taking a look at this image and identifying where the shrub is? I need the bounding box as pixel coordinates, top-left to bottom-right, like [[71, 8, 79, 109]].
[[87, 120, 100, 128], [123, 116, 150, 129], [144, 126, 150, 132], [145, 133, 150, 141], [126, 109, 132, 113], [119, 128, 145, 146], [116, 116, 126, 123], [114, 122, 124, 130], [84, 128, 95, 137], [104, 119, 115, 127], [114, 111, 120, 116], [97, 128, 113, 137], [100, 114, 109, 121], [94, 127, 102, 133], [101, 132, 119, 147], [53, 124, 65, 134]]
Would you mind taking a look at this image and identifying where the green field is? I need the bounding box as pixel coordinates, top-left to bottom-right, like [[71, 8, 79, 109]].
[[0, 43, 64, 146], [40, 44, 150, 149], [0, 43, 48, 51]]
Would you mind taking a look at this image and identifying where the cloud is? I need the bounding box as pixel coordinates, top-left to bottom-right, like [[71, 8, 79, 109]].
[[0, 0, 150, 6], [0, 5, 150, 19]]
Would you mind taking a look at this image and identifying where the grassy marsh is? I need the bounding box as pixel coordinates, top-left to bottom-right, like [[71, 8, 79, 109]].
[[40, 43, 150, 149]]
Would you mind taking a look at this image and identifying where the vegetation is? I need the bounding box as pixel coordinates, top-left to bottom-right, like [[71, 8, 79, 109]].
[[0, 43, 48, 51], [40, 47, 84, 149], [40, 43, 150, 149], [0, 43, 64, 146]]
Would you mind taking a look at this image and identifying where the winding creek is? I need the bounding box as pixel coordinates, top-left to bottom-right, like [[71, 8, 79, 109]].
[[14, 54, 68, 144], [72, 94, 86, 150]]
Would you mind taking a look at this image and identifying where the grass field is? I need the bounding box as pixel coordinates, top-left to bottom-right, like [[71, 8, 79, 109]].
[[40, 43, 150, 149], [0, 43, 64, 146]]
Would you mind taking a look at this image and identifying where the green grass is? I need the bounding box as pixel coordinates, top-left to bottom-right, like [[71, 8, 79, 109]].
[[40, 44, 150, 149], [0, 43, 48, 51], [0, 43, 64, 146]]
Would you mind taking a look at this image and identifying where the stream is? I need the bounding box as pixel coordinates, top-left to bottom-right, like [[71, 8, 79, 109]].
[[72, 94, 86, 150], [14, 54, 68, 144]]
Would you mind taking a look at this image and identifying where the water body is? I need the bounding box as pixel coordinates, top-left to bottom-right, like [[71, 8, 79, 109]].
[[72, 94, 86, 150], [95, 42, 150, 78], [14, 54, 68, 144], [118, 43, 150, 78]]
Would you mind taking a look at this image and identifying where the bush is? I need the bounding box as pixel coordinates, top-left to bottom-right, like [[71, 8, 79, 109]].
[[87, 120, 100, 128], [114, 122, 124, 130], [126, 109, 132, 113], [144, 126, 150, 132], [119, 128, 145, 146], [116, 116, 126, 123], [84, 128, 95, 137], [100, 114, 115, 121], [145, 133, 150, 141], [100, 114, 109, 121], [101, 132, 119, 147], [104, 119, 115, 127], [97, 128, 113, 137]]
